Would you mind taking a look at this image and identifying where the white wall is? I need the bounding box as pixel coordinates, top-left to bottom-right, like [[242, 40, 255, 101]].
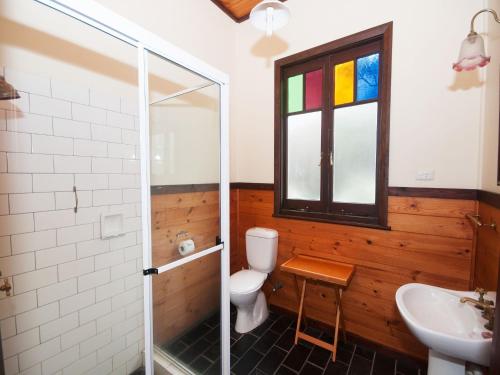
[[480, 0, 500, 193], [0, 1, 144, 374], [150, 94, 220, 186], [94, 0, 239, 179], [231, 0, 487, 188]]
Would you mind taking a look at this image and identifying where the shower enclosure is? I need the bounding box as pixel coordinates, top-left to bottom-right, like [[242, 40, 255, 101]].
[[34, 1, 231, 374], [146, 53, 226, 374]]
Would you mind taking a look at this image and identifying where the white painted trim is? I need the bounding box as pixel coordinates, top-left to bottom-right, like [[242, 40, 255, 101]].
[[150, 82, 215, 106], [156, 244, 224, 274], [219, 82, 231, 375], [154, 346, 194, 375], [138, 45, 154, 375]]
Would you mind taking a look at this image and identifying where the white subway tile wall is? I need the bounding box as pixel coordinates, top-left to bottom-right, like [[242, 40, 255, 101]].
[[0, 66, 143, 375]]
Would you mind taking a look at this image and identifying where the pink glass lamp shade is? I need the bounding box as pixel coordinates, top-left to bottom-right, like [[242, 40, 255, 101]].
[[453, 33, 491, 72]]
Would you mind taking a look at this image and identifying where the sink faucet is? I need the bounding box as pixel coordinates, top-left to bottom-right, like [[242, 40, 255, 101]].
[[460, 288, 495, 331]]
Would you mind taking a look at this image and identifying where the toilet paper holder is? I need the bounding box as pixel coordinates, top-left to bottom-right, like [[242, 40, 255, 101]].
[[176, 231, 196, 256], [176, 231, 191, 241]]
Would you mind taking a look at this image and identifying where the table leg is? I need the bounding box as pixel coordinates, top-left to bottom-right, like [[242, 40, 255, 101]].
[[294, 275, 308, 329], [332, 287, 347, 362], [336, 288, 347, 342], [294, 278, 307, 345]]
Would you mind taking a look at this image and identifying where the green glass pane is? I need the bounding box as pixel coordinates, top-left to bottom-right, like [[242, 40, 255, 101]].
[[288, 74, 303, 113]]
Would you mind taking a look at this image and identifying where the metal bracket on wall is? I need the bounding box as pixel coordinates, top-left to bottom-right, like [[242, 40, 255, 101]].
[[143, 268, 158, 276], [73, 185, 78, 213], [216, 236, 224, 246]]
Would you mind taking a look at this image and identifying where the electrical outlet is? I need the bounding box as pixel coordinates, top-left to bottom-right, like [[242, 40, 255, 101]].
[[416, 170, 435, 181]]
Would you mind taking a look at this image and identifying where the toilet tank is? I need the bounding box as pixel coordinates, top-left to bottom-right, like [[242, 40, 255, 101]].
[[246, 227, 278, 273]]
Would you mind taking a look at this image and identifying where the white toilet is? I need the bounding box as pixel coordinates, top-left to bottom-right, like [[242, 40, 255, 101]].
[[230, 227, 278, 333]]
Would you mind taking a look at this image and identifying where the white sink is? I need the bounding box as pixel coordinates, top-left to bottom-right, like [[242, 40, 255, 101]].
[[396, 283, 494, 374]]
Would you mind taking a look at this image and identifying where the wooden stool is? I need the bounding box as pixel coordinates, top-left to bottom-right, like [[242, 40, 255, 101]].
[[280, 255, 355, 362]]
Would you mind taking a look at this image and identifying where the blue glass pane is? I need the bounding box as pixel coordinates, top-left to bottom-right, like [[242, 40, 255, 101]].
[[356, 53, 379, 101]]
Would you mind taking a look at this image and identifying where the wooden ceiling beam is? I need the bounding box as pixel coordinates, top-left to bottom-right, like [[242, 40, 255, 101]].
[[210, 0, 287, 23]]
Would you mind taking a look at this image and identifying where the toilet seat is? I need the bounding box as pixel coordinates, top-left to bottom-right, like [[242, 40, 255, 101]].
[[230, 270, 267, 294]]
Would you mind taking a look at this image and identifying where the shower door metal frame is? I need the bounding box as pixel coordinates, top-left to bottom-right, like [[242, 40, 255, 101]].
[[33, 1, 231, 374]]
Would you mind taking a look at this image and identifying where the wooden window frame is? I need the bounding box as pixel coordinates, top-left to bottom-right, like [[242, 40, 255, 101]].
[[274, 22, 393, 229]]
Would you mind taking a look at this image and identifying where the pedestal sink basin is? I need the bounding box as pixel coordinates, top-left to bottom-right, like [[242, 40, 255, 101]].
[[396, 283, 495, 375]]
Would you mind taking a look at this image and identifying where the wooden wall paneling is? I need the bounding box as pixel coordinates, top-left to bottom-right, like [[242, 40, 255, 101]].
[[474, 202, 500, 290], [491, 258, 500, 375], [151, 191, 221, 345], [151, 191, 220, 265], [231, 188, 474, 360], [152, 253, 221, 344]]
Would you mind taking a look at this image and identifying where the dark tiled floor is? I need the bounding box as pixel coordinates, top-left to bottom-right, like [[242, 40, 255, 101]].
[[142, 307, 427, 375]]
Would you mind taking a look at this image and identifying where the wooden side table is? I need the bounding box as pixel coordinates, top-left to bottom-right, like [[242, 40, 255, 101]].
[[280, 255, 355, 362]]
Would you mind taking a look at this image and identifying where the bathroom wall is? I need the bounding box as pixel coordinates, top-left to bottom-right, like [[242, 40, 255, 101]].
[[151, 190, 221, 343], [474, 198, 500, 290], [93, 0, 239, 180], [231, 0, 486, 188], [0, 65, 144, 375], [480, 0, 500, 194], [149, 88, 220, 187], [474, 0, 500, 295], [230, 186, 475, 359], [0, 1, 145, 374]]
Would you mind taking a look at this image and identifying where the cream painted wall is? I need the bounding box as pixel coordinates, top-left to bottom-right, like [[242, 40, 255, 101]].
[[150, 87, 220, 186], [38, 0, 492, 189], [480, 0, 500, 193], [231, 0, 487, 187], [94, 0, 239, 178]]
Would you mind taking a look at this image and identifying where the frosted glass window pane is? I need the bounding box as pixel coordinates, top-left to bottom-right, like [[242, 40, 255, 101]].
[[287, 111, 321, 201], [333, 102, 377, 204]]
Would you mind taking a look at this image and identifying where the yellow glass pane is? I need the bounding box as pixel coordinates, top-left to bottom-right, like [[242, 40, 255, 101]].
[[334, 61, 354, 105]]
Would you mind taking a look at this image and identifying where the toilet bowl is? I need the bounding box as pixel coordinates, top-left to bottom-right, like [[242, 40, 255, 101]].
[[229, 227, 278, 333], [230, 270, 268, 333]]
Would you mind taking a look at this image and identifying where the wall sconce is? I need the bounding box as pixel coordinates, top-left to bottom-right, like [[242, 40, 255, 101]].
[[0, 76, 20, 100], [453, 9, 500, 72], [250, 0, 290, 37]]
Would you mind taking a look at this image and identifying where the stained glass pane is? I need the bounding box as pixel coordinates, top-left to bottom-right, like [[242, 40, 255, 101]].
[[288, 74, 303, 113], [357, 53, 380, 101], [305, 69, 322, 110], [334, 61, 354, 105]]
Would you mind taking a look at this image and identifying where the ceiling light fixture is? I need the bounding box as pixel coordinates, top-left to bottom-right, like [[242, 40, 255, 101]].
[[250, 0, 290, 37], [453, 8, 500, 72]]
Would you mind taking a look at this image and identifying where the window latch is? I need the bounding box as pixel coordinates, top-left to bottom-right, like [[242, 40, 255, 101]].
[[330, 152, 333, 167]]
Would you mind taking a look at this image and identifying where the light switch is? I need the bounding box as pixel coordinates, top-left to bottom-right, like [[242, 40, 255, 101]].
[[416, 170, 435, 181]]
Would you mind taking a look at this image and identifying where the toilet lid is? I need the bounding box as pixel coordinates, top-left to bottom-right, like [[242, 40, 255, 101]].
[[230, 270, 267, 294]]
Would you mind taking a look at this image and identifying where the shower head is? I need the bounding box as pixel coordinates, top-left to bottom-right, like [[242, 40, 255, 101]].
[[0, 76, 20, 100]]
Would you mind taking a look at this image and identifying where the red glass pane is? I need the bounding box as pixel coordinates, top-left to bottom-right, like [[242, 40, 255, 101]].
[[305, 69, 322, 110]]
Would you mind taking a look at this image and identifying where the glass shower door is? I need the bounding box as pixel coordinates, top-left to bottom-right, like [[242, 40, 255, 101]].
[[142, 50, 228, 374]]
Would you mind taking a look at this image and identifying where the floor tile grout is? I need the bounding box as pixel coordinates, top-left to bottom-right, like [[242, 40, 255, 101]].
[[143, 308, 427, 375]]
